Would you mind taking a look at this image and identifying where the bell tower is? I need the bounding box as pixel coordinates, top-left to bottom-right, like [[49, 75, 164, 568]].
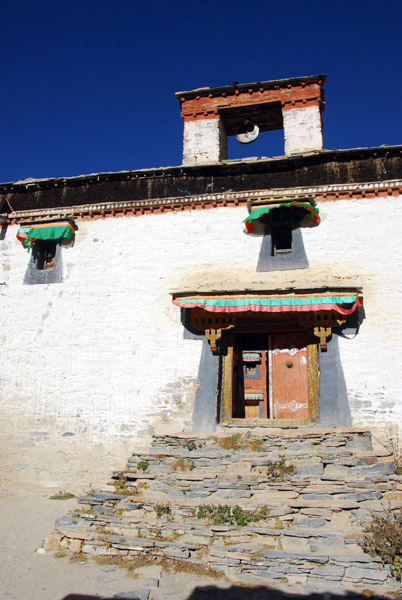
[[176, 74, 326, 165]]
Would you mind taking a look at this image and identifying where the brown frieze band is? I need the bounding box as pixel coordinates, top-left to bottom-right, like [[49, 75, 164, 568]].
[[7, 179, 402, 223]]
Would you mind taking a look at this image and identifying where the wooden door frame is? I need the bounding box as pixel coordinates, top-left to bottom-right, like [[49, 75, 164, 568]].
[[221, 327, 318, 426]]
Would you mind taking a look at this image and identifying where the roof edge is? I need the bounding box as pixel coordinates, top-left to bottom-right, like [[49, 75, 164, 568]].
[[1, 144, 401, 192], [175, 74, 327, 101]]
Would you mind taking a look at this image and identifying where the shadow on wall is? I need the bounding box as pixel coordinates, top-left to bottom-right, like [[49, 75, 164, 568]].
[[23, 235, 75, 285], [62, 586, 394, 600], [319, 333, 351, 426], [182, 309, 218, 433], [319, 307, 364, 427], [23, 241, 64, 285], [257, 226, 309, 272]]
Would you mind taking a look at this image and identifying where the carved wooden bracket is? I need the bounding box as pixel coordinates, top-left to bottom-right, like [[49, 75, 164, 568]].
[[205, 328, 222, 354], [314, 326, 332, 351], [298, 312, 346, 329]]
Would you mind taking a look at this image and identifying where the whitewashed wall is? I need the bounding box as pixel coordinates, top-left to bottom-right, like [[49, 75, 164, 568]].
[[0, 195, 401, 489], [283, 105, 323, 155]]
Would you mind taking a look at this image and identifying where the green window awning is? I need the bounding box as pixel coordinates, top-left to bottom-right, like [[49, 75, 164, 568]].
[[244, 201, 320, 232], [16, 219, 75, 249]]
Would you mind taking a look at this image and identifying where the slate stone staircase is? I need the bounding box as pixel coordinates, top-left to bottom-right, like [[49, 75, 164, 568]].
[[49, 428, 402, 592]]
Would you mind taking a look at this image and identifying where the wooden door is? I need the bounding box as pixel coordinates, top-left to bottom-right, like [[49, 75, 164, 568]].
[[271, 332, 310, 419], [243, 351, 268, 418]]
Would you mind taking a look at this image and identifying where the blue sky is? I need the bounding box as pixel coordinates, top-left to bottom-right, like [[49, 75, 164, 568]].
[[1, 0, 401, 182]]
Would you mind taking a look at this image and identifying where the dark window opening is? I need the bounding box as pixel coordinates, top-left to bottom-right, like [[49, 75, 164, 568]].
[[32, 241, 57, 270], [260, 206, 305, 259], [272, 227, 292, 255]]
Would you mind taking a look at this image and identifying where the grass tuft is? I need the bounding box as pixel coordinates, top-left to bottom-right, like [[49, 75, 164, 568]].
[[197, 504, 269, 526], [266, 457, 294, 481], [154, 504, 171, 518], [172, 458, 195, 471], [137, 460, 150, 472], [49, 491, 75, 500], [362, 508, 402, 580], [217, 434, 263, 451]]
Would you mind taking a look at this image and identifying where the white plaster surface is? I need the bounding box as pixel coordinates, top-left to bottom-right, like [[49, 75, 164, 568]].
[[182, 118, 227, 164], [1, 195, 401, 487], [283, 105, 323, 155]]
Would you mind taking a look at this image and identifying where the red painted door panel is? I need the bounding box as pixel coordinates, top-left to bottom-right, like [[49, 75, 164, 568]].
[[243, 350, 268, 418], [271, 332, 310, 420]]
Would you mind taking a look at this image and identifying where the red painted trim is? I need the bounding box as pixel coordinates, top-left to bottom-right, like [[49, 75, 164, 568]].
[[173, 297, 362, 315]]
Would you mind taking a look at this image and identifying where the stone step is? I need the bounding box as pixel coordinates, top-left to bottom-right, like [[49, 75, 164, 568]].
[[149, 430, 374, 453], [53, 521, 393, 589], [46, 430, 402, 593]]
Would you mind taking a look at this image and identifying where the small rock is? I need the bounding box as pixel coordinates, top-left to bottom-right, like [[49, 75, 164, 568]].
[[293, 518, 327, 528], [310, 565, 345, 577], [68, 538, 83, 554], [163, 547, 190, 559], [345, 566, 389, 581], [293, 464, 324, 477], [322, 464, 350, 478], [45, 533, 62, 551]]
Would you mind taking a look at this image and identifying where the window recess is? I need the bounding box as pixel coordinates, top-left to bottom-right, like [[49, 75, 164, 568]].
[[272, 225, 293, 255], [17, 218, 76, 284], [32, 240, 57, 270]]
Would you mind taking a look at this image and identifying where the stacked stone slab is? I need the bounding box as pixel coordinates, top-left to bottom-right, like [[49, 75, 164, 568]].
[[48, 428, 402, 592]]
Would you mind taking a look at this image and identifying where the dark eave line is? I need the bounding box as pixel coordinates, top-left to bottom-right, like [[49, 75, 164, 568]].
[[1, 145, 401, 194]]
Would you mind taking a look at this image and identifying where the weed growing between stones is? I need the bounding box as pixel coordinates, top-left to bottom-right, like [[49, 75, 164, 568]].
[[160, 557, 225, 580], [376, 426, 402, 476], [172, 438, 202, 452], [362, 508, 402, 580], [172, 458, 195, 471], [154, 504, 171, 518], [112, 478, 131, 494], [386, 429, 402, 475], [94, 554, 155, 577], [217, 434, 264, 451], [137, 460, 150, 472], [49, 491, 75, 500], [197, 504, 269, 526], [74, 507, 93, 515], [69, 553, 87, 564], [94, 553, 224, 580], [265, 457, 294, 481]]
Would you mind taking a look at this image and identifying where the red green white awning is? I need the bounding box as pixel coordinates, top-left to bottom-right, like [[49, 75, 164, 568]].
[[244, 392, 264, 401], [244, 202, 320, 232], [172, 293, 362, 316], [243, 352, 262, 363], [17, 220, 74, 249]]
